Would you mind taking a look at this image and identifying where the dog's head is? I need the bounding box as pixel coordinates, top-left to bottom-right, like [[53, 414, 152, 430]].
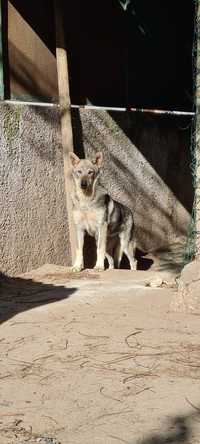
[[69, 152, 103, 193]]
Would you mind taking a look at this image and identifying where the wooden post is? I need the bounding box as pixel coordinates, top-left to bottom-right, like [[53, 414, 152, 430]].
[[54, 0, 76, 263], [194, 0, 200, 259]]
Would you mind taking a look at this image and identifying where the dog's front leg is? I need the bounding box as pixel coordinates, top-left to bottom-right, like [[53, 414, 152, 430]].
[[72, 227, 84, 272], [94, 222, 107, 271]]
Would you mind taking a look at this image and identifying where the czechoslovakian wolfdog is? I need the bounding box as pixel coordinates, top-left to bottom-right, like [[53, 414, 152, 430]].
[[69, 152, 137, 272]]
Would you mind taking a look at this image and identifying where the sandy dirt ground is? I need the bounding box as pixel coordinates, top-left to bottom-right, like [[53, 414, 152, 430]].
[[0, 265, 200, 444]]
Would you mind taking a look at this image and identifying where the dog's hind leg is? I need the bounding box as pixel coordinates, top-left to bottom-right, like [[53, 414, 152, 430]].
[[131, 238, 137, 261], [127, 239, 137, 271], [114, 242, 123, 269], [119, 234, 137, 271], [105, 252, 114, 269], [95, 222, 108, 271]]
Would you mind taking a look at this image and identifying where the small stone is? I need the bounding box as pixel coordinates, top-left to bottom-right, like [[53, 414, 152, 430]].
[[162, 279, 177, 288], [36, 438, 60, 444], [147, 278, 163, 288]]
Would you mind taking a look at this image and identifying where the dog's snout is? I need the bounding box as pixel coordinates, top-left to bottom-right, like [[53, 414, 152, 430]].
[[81, 179, 88, 189]]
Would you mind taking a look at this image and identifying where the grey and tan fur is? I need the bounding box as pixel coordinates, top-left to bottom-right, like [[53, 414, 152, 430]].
[[69, 151, 137, 272]]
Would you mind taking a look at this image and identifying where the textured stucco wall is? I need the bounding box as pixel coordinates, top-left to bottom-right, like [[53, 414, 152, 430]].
[[0, 104, 194, 275], [72, 109, 193, 254], [0, 104, 70, 276]]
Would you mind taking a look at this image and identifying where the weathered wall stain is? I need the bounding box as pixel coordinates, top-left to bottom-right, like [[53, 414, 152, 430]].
[[3, 105, 21, 145]]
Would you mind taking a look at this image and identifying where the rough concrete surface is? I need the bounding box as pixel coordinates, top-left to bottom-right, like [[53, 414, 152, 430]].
[[171, 260, 200, 314], [0, 265, 200, 444], [0, 104, 70, 276]]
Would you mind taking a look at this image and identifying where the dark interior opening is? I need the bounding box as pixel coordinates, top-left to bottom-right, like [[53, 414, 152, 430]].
[[63, 0, 195, 111], [3, 0, 195, 109]]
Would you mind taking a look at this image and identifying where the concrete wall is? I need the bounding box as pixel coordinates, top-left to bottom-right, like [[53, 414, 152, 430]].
[[0, 104, 70, 276], [72, 109, 193, 255], [0, 104, 194, 275]]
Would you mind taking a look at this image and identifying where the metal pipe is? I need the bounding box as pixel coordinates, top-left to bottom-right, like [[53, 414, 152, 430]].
[[2, 99, 59, 107], [71, 104, 195, 116], [1, 100, 195, 116]]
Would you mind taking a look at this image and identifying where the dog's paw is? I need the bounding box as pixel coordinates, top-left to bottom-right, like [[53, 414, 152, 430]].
[[131, 261, 137, 271], [94, 266, 105, 272], [71, 265, 83, 273]]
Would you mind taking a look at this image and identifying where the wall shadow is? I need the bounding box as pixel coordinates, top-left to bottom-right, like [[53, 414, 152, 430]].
[[0, 272, 76, 325], [107, 407, 200, 443], [132, 409, 200, 444], [109, 112, 194, 214]]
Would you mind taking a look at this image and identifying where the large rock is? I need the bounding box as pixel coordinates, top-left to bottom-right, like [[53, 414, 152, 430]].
[[171, 260, 200, 313]]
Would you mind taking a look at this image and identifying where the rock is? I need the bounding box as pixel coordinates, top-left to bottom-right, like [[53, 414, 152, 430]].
[[162, 279, 177, 288], [171, 259, 200, 313], [146, 277, 163, 288], [36, 438, 60, 444]]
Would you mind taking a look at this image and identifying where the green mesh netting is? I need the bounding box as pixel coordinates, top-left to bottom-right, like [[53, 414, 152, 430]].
[[183, 0, 198, 265]]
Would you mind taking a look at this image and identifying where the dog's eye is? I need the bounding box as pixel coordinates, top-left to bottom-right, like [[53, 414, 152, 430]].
[[77, 170, 82, 175], [88, 170, 93, 175]]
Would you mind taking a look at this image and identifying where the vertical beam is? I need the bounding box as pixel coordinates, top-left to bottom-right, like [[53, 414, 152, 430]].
[[195, 0, 200, 258], [54, 0, 76, 263]]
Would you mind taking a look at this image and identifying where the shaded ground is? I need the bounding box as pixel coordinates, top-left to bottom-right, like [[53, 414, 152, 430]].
[[0, 265, 200, 444]]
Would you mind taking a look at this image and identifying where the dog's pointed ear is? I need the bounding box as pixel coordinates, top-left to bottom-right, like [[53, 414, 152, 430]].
[[92, 152, 103, 168], [69, 152, 80, 167]]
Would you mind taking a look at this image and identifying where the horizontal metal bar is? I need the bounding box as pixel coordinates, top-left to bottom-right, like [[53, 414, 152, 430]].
[[0, 100, 195, 116], [130, 107, 195, 116], [71, 104, 127, 112], [71, 104, 195, 116], [1, 99, 59, 107]]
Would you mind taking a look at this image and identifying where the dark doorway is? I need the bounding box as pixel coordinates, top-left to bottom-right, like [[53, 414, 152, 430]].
[[64, 0, 195, 111]]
